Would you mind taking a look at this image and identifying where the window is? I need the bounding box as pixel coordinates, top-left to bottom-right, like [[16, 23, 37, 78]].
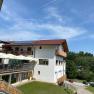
[[39, 59, 48, 65], [0, 59, 2, 63], [20, 48, 23, 51], [15, 47, 19, 51], [59, 61, 61, 65], [38, 71, 40, 75], [31, 51, 33, 55], [56, 60, 58, 65], [61, 61, 63, 65], [27, 47, 31, 51], [39, 46, 42, 49]]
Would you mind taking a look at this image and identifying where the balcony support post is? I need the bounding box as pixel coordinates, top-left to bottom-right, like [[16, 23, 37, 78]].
[[0, 75, 2, 81], [18, 73, 22, 82], [8, 74, 12, 84]]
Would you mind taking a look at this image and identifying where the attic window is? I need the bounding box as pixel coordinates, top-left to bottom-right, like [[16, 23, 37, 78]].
[[39, 46, 42, 49]]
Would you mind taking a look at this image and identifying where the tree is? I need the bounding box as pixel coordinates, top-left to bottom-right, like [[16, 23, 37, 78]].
[[66, 51, 94, 81], [67, 52, 76, 61], [84, 52, 93, 57], [66, 60, 77, 79], [78, 51, 84, 56], [77, 69, 90, 80]]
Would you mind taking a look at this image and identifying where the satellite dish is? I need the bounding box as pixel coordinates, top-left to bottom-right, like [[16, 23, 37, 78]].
[[0, 0, 3, 11]]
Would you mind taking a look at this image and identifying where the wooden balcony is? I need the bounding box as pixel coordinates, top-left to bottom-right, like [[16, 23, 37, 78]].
[[2, 50, 33, 56], [0, 63, 32, 74], [56, 50, 67, 57]]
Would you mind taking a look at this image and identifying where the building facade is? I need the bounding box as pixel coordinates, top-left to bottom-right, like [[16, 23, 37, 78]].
[[0, 39, 68, 84]]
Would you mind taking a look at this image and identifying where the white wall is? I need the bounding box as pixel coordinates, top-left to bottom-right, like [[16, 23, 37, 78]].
[[33, 45, 56, 83], [7, 44, 66, 83], [54, 56, 66, 82]]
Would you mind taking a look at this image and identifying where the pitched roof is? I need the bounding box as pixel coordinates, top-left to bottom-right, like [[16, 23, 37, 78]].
[[32, 39, 66, 45], [32, 39, 69, 52], [3, 39, 69, 52]]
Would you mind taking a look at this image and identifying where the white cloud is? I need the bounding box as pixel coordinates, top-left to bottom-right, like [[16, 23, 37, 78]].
[[0, 2, 87, 41], [0, 0, 27, 21], [89, 34, 94, 39], [45, 7, 64, 23], [0, 20, 87, 41], [42, 0, 58, 8], [0, 30, 41, 41]]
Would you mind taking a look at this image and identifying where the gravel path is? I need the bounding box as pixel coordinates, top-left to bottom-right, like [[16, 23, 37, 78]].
[[77, 87, 92, 94], [64, 81, 92, 94]]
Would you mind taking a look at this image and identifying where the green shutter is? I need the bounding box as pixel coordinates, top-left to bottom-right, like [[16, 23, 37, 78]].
[[0, 0, 3, 10]]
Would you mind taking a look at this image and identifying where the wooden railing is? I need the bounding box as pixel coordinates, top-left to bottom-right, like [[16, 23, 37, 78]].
[[0, 63, 32, 74], [0, 81, 23, 94], [2, 50, 33, 56]]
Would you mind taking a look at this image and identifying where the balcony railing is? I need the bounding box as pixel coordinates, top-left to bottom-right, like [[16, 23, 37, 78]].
[[56, 50, 67, 57], [0, 63, 32, 74], [2, 50, 33, 56]]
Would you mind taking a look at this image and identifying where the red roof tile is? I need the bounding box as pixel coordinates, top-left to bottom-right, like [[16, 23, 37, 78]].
[[32, 39, 66, 45]]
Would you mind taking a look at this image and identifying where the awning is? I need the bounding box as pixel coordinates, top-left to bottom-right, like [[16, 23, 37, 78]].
[[0, 53, 37, 61]]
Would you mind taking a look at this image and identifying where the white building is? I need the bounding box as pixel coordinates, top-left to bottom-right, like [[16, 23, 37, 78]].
[[0, 39, 68, 84]]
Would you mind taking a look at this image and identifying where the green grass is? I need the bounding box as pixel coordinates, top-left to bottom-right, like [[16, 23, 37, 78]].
[[17, 81, 73, 94], [86, 86, 94, 94]]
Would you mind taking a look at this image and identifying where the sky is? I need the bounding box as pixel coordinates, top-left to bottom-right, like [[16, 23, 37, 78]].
[[0, 0, 94, 54]]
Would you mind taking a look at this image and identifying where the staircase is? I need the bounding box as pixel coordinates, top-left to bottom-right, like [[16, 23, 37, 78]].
[[0, 81, 23, 94]]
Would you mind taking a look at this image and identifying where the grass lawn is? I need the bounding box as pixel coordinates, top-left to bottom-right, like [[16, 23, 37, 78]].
[[86, 86, 94, 94], [17, 81, 73, 94]]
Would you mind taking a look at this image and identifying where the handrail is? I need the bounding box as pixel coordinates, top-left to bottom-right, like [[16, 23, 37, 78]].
[[0, 64, 32, 73], [0, 68, 32, 74]]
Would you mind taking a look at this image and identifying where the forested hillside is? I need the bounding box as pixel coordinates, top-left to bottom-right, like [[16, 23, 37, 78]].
[[66, 51, 94, 82]]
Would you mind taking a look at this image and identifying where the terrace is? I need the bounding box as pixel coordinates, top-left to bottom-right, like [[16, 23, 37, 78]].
[[0, 59, 34, 74]]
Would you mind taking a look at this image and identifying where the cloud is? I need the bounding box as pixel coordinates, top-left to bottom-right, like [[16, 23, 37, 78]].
[[0, 20, 87, 41], [0, 30, 41, 41], [89, 34, 94, 39], [44, 7, 64, 23], [42, 0, 58, 8], [0, 0, 27, 21], [0, 1, 87, 41]]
